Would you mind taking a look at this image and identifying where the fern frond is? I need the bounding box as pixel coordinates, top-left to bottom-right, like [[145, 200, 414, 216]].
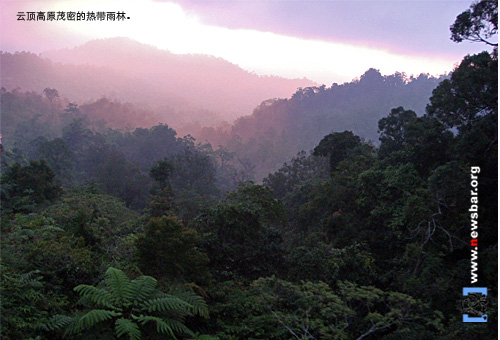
[[127, 276, 157, 305], [115, 318, 141, 340], [134, 314, 188, 338], [176, 291, 209, 318], [74, 285, 117, 309], [37, 314, 72, 331], [140, 296, 192, 314], [63, 316, 79, 336], [161, 318, 194, 336], [74, 309, 121, 333], [105, 267, 131, 306], [40, 225, 65, 233], [20, 270, 43, 287]]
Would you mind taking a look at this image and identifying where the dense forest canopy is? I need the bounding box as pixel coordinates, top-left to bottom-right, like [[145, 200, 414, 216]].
[[0, 1, 497, 339]]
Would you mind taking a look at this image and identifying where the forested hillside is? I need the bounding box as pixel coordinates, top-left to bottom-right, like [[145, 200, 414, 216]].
[[198, 69, 444, 179], [1, 1, 497, 339]]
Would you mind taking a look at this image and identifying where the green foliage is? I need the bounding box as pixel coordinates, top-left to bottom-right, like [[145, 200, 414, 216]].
[[427, 51, 497, 133], [286, 240, 376, 286], [378, 107, 418, 158], [74, 285, 116, 309], [194, 202, 285, 281], [0, 263, 70, 339], [427, 51, 497, 246], [209, 277, 436, 340], [249, 277, 352, 340], [45, 190, 139, 267], [147, 158, 176, 217], [224, 182, 287, 226], [118, 124, 183, 170], [66, 267, 209, 339], [39, 315, 73, 332], [170, 147, 219, 198], [313, 130, 362, 172], [149, 158, 174, 189], [0, 88, 59, 150], [115, 318, 141, 340], [339, 281, 442, 339], [148, 186, 175, 218], [1, 160, 62, 213], [72, 310, 122, 333], [189, 333, 220, 340], [37, 138, 74, 184], [2, 214, 99, 296], [135, 216, 211, 285], [263, 150, 329, 200]]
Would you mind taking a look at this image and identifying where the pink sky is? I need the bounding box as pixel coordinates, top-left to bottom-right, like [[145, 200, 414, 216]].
[[1, 0, 490, 84]]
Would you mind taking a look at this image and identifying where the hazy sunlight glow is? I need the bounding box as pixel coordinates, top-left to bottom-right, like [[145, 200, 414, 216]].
[[52, 0, 456, 84]]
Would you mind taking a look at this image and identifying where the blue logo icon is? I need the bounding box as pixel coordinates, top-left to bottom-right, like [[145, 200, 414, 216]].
[[462, 287, 488, 322]]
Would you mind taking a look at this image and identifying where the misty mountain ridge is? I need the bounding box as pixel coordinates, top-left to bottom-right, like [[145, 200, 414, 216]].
[[1, 37, 315, 130], [196, 68, 447, 179], [40, 37, 317, 119]]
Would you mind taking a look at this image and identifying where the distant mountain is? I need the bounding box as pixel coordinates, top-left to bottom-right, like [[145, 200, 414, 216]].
[[197, 68, 447, 179], [1, 50, 192, 128], [41, 37, 316, 120], [1, 37, 315, 130]]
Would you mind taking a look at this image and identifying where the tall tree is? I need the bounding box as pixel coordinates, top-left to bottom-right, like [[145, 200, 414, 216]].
[[313, 131, 362, 173], [1, 160, 62, 213], [426, 51, 497, 134], [135, 217, 211, 286], [450, 0, 498, 47]]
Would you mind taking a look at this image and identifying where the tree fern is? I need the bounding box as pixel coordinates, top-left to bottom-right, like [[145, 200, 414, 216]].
[[66, 267, 211, 339]]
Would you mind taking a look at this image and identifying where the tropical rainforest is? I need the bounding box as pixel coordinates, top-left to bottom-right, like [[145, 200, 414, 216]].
[[1, 1, 497, 339]]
